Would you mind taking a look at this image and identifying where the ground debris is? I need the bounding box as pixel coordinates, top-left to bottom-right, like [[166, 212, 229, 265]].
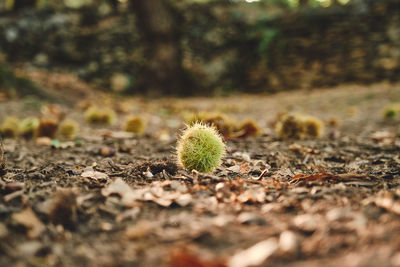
[[229, 238, 278, 267], [102, 178, 192, 207], [170, 248, 226, 267], [81, 168, 109, 181], [48, 188, 78, 229], [0, 141, 6, 177], [374, 191, 400, 215], [1, 84, 400, 266], [131, 160, 178, 178], [12, 207, 45, 239], [371, 131, 396, 144], [291, 167, 372, 184]]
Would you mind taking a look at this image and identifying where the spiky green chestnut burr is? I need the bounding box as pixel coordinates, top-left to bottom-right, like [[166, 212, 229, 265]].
[[276, 114, 324, 139], [1, 117, 20, 138], [124, 116, 146, 134], [19, 117, 39, 139], [85, 106, 116, 125], [59, 119, 79, 139], [177, 123, 226, 173]]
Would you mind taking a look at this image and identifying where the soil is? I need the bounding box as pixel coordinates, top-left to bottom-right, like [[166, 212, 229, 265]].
[[0, 82, 400, 267]]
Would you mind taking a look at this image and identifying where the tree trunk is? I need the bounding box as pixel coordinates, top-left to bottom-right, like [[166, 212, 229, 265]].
[[130, 0, 189, 96]]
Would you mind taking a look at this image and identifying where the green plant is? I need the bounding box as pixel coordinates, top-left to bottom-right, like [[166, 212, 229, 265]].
[[19, 117, 39, 139], [177, 123, 226, 173], [59, 119, 79, 139], [0, 117, 20, 138], [383, 104, 400, 119], [124, 116, 146, 134]]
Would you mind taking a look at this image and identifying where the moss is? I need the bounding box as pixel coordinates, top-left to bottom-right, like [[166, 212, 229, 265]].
[[0, 117, 20, 138], [124, 116, 146, 134], [59, 119, 79, 139], [85, 106, 116, 125], [177, 123, 226, 173], [19, 117, 39, 139]]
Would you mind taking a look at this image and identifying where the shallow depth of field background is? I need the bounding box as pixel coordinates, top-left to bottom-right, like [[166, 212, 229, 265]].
[[0, 0, 399, 98]]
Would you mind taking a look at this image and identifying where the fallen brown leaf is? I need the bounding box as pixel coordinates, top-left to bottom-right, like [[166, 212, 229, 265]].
[[371, 131, 395, 144], [374, 193, 400, 215], [125, 222, 152, 240], [239, 163, 250, 175], [12, 207, 45, 239], [170, 249, 226, 267], [291, 168, 370, 183], [81, 169, 109, 181], [229, 238, 278, 267]]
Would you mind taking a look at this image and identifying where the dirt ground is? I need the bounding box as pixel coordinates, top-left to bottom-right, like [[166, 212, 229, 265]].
[[0, 82, 399, 267]]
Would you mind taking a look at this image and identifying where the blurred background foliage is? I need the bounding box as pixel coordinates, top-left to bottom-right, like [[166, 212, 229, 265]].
[[0, 0, 399, 96]]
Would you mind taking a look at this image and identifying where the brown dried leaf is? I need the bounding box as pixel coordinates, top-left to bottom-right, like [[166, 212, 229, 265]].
[[374, 194, 400, 215], [229, 238, 278, 267], [175, 194, 192, 207], [274, 167, 294, 179], [236, 189, 265, 204], [227, 165, 240, 173], [103, 179, 191, 208], [239, 163, 250, 175], [291, 168, 370, 183], [125, 222, 151, 240], [81, 169, 109, 181], [12, 207, 45, 239], [152, 197, 174, 207], [289, 143, 319, 155], [170, 249, 226, 267], [102, 178, 133, 198], [371, 131, 395, 144], [35, 137, 52, 146]]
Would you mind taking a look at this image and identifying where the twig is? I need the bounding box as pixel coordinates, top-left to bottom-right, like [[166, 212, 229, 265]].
[[290, 169, 371, 184], [256, 169, 269, 180], [0, 138, 7, 177]]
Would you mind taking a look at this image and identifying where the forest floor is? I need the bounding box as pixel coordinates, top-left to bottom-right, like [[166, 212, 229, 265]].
[[0, 82, 400, 267]]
